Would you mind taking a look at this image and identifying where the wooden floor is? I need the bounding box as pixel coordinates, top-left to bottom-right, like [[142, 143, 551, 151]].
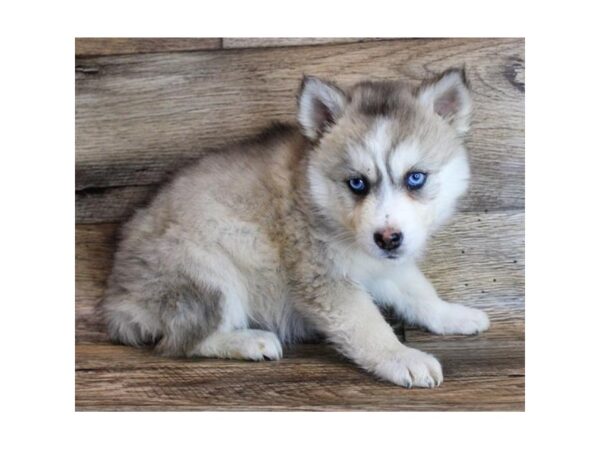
[[75, 37, 525, 411]]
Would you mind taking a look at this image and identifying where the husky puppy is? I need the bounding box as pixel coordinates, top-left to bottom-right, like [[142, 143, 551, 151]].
[[102, 68, 489, 388]]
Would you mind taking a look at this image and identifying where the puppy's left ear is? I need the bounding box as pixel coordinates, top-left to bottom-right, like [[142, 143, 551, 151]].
[[417, 68, 472, 135], [297, 76, 348, 141]]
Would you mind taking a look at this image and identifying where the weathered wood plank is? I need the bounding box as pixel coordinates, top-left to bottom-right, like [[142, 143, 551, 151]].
[[422, 210, 524, 301], [76, 38, 524, 213], [75, 38, 222, 56], [75, 341, 524, 411], [222, 38, 379, 48], [75, 210, 524, 343]]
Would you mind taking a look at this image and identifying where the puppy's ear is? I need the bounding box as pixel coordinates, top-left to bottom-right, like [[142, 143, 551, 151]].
[[297, 76, 348, 141], [417, 68, 472, 135]]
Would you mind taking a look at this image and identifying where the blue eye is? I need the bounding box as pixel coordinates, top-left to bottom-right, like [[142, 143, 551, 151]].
[[405, 171, 427, 190], [347, 177, 369, 195]]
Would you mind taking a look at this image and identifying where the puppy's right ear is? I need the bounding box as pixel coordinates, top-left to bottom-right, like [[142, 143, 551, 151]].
[[297, 76, 348, 141]]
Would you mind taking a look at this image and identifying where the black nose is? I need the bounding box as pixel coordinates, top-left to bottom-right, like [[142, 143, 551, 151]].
[[374, 230, 403, 251]]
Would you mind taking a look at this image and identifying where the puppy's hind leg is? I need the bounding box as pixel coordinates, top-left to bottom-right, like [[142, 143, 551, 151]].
[[153, 270, 283, 361], [150, 277, 225, 357], [189, 329, 283, 361]]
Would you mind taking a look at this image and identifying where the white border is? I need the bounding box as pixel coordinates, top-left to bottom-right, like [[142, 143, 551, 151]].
[[3, 0, 600, 448]]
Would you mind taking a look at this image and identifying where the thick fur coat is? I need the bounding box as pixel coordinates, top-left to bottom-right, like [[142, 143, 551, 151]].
[[102, 68, 489, 388]]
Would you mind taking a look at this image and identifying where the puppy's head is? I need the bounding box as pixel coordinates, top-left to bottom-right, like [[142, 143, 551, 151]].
[[298, 69, 472, 261]]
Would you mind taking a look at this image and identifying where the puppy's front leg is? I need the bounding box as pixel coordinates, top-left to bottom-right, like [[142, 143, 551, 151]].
[[300, 281, 442, 388], [374, 262, 490, 335]]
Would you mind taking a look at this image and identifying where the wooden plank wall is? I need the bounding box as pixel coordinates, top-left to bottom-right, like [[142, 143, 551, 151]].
[[75, 38, 525, 411]]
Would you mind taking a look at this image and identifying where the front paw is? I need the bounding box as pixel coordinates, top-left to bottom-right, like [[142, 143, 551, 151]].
[[374, 348, 443, 388], [429, 303, 490, 335]]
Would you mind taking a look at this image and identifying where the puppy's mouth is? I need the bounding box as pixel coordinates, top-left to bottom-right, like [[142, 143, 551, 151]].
[[381, 248, 404, 260]]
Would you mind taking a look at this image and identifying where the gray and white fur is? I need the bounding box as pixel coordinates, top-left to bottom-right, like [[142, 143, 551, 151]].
[[102, 68, 490, 388]]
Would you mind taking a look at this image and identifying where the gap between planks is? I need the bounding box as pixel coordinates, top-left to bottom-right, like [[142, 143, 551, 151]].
[[75, 38, 389, 57]]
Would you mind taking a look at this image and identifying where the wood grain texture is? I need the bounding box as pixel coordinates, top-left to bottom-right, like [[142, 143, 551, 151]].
[[76, 38, 524, 219], [76, 185, 155, 224], [222, 38, 379, 48], [74, 38, 524, 411], [76, 341, 523, 411], [75, 38, 222, 56], [75, 210, 524, 344]]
